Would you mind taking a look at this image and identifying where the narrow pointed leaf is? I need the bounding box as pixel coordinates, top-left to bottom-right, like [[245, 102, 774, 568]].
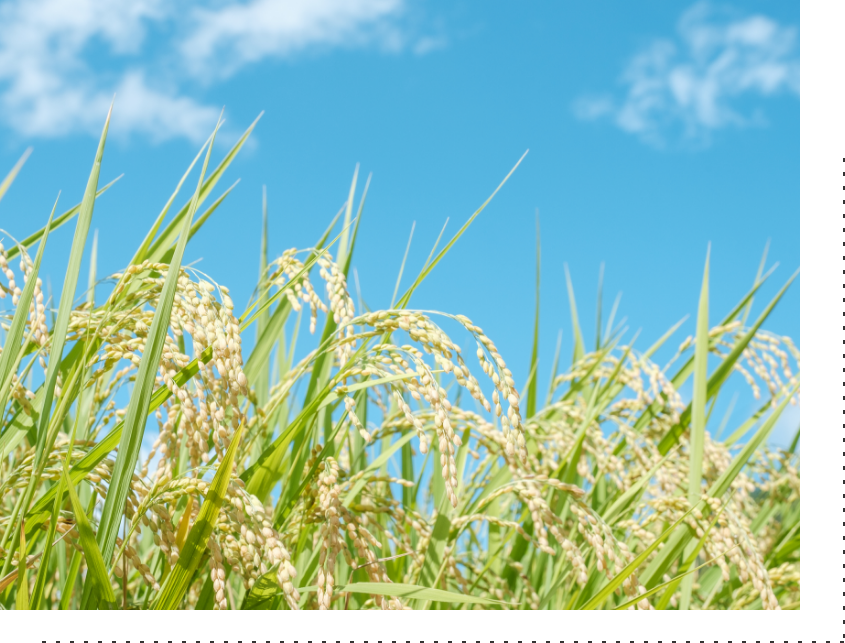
[[62, 461, 115, 604], [96, 115, 222, 575], [152, 424, 243, 609]]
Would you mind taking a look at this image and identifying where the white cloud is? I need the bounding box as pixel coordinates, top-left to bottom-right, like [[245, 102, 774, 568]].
[[573, 2, 799, 147], [0, 0, 212, 141], [181, 0, 405, 79], [0, 0, 420, 143]]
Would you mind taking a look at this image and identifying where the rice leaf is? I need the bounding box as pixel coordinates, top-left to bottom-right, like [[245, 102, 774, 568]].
[[0, 201, 54, 429], [564, 264, 584, 366], [396, 150, 528, 308], [95, 114, 223, 580], [61, 460, 115, 605], [525, 213, 541, 418], [142, 114, 261, 264], [657, 270, 798, 455], [241, 563, 281, 610], [615, 551, 733, 611], [15, 520, 28, 610], [130, 133, 212, 265], [28, 105, 112, 499], [681, 246, 710, 609], [152, 424, 243, 609], [298, 582, 502, 606], [640, 386, 796, 588], [6, 177, 121, 262], [0, 147, 31, 204], [580, 501, 701, 609], [390, 221, 415, 309]]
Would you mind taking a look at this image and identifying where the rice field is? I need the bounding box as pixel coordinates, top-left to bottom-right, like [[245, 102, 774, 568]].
[[0, 111, 799, 610]]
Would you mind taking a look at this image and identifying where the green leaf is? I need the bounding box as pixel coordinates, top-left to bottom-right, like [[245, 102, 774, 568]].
[[654, 495, 733, 610], [0, 200, 54, 431], [5, 177, 120, 262], [299, 582, 503, 606], [615, 550, 733, 611], [580, 500, 701, 610], [342, 431, 415, 508], [142, 114, 262, 265], [390, 221, 415, 309], [0, 147, 31, 204], [152, 424, 244, 609], [255, 185, 271, 407], [525, 213, 541, 418], [657, 270, 798, 455], [27, 105, 112, 505], [61, 460, 115, 605], [95, 114, 223, 581], [640, 386, 797, 589], [15, 520, 28, 610], [564, 264, 584, 366], [241, 564, 281, 610], [681, 246, 710, 609], [24, 346, 215, 527], [130, 133, 212, 265], [396, 150, 528, 309]]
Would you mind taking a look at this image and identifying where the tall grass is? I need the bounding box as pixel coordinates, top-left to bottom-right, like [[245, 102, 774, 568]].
[[0, 114, 799, 610]]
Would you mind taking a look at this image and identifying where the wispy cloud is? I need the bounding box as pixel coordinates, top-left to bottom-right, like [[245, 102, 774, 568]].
[[181, 0, 405, 79], [0, 0, 428, 143], [573, 2, 799, 148]]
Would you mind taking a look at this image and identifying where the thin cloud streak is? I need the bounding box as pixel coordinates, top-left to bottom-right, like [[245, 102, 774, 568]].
[[181, 0, 405, 79], [573, 2, 799, 148]]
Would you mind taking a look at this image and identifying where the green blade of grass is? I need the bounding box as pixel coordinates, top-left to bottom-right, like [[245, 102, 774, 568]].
[[130, 134, 212, 265], [28, 106, 112, 487], [158, 181, 240, 266], [6, 177, 121, 262], [603, 291, 621, 346], [601, 447, 677, 524], [525, 213, 541, 418], [0, 147, 31, 204], [15, 520, 28, 610], [390, 221, 415, 309], [681, 246, 710, 609], [564, 264, 584, 366], [336, 164, 359, 270], [0, 202, 54, 431], [616, 550, 735, 611], [654, 494, 733, 610], [741, 239, 770, 326], [59, 550, 83, 610], [255, 185, 270, 407], [24, 346, 215, 527], [61, 460, 115, 605], [152, 423, 243, 609], [297, 581, 503, 606], [657, 270, 798, 455], [787, 427, 800, 454], [544, 329, 562, 407], [595, 261, 604, 351], [141, 113, 261, 264], [580, 500, 702, 610], [130, 142, 209, 266], [396, 150, 528, 309], [640, 386, 797, 589], [94, 114, 223, 582], [342, 431, 416, 508], [241, 563, 281, 609]]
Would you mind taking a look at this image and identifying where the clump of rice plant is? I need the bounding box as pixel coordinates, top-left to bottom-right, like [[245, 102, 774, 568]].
[[0, 112, 799, 610]]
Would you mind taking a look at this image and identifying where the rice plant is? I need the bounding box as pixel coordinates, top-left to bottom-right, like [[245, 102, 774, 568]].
[[0, 111, 799, 610]]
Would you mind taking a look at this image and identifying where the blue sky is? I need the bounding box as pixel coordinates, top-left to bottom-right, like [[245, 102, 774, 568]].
[[0, 1, 799, 443]]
